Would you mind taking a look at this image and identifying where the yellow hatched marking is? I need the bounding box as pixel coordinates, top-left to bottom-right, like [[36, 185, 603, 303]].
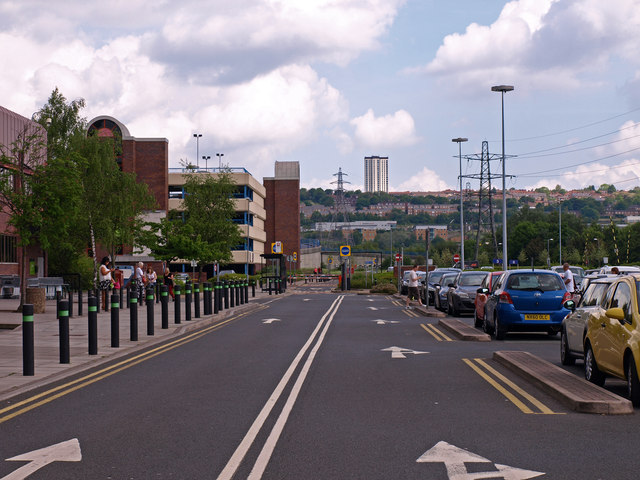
[[421, 323, 442, 341], [462, 358, 563, 415], [422, 323, 453, 341]]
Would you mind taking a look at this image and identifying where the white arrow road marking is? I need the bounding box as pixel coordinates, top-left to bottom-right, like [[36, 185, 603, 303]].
[[303, 299, 311, 302], [372, 320, 399, 325], [416, 441, 544, 480], [367, 306, 379, 310], [367, 299, 375, 302], [381, 346, 429, 359], [262, 318, 281, 324], [3, 438, 82, 480]]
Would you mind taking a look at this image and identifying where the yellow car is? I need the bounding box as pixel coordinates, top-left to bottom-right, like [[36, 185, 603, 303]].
[[583, 273, 640, 407]]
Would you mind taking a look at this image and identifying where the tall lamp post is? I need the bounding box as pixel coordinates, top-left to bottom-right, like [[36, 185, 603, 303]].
[[193, 133, 202, 168], [491, 85, 514, 269], [216, 152, 224, 169], [452, 137, 468, 270], [202, 155, 210, 171], [547, 238, 553, 268]]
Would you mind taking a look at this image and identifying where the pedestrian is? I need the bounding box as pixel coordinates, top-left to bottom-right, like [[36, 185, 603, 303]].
[[562, 262, 575, 298], [146, 265, 157, 288], [163, 268, 175, 300], [133, 261, 145, 303], [611, 266, 620, 275], [99, 256, 114, 310], [405, 264, 424, 309]]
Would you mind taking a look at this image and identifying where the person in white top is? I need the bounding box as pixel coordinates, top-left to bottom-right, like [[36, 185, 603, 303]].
[[562, 263, 575, 295], [99, 256, 114, 310], [405, 264, 424, 308]]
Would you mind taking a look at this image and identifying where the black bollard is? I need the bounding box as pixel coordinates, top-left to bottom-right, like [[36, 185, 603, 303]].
[[95, 288, 101, 312], [111, 293, 120, 348], [161, 285, 169, 329], [120, 286, 124, 310], [105, 287, 110, 312], [78, 289, 83, 316], [194, 283, 200, 318], [68, 289, 74, 318], [203, 282, 211, 315], [88, 296, 98, 355], [235, 280, 240, 306], [185, 281, 192, 321], [129, 288, 138, 341], [214, 282, 220, 314], [174, 285, 182, 324], [252, 281, 255, 298], [126, 283, 130, 309], [58, 300, 70, 364], [146, 285, 154, 336], [224, 281, 229, 309], [156, 282, 160, 304], [22, 304, 34, 376], [268, 278, 272, 295], [230, 281, 235, 308]]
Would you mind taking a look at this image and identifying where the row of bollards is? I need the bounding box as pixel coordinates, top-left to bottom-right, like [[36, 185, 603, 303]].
[[22, 279, 256, 376]]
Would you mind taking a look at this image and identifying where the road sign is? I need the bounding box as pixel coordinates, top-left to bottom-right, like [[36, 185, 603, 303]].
[[453, 254, 460, 263], [293, 252, 297, 261], [395, 253, 401, 262], [493, 258, 503, 265], [340, 245, 351, 256], [328, 257, 333, 264], [271, 241, 282, 254]]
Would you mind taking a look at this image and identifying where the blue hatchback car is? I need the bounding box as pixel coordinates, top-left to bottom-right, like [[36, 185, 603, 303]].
[[482, 269, 571, 340]]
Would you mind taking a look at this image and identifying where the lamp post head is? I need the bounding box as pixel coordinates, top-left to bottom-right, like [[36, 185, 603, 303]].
[[491, 85, 514, 93], [193, 133, 202, 138], [451, 137, 468, 143]]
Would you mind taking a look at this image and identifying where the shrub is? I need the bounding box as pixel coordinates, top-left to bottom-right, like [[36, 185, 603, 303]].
[[370, 283, 397, 294]]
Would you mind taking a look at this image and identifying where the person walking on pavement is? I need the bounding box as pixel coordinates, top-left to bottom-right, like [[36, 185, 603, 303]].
[[134, 262, 145, 304], [562, 262, 575, 299], [99, 256, 114, 311], [163, 267, 175, 300], [405, 264, 424, 309]]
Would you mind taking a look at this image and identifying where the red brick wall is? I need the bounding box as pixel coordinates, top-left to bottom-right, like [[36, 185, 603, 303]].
[[265, 178, 300, 269], [122, 139, 168, 211]]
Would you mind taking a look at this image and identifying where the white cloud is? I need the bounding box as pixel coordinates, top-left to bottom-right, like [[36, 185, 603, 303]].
[[394, 166, 451, 192], [350, 109, 419, 148], [410, 0, 640, 94]]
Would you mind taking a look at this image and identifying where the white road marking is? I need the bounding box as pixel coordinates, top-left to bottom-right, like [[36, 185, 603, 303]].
[[417, 441, 544, 480], [217, 296, 345, 480], [367, 306, 379, 311], [262, 318, 281, 324], [372, 320, 399, 325], [381, 346, 429, 359], [3, 439, 81, 480]]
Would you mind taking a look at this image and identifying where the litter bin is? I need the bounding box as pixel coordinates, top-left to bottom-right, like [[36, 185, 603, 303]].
[[25, 287, 46, 313]]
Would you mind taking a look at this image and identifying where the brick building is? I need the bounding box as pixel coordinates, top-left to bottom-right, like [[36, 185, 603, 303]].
[[0, 106, 47, 280], [264, 161, 300, 269]]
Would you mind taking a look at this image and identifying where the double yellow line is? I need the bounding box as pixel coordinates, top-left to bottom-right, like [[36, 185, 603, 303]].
[[421, 323, 453, 341], [0, 306, 267, 425], [463, 358, 562, 415]]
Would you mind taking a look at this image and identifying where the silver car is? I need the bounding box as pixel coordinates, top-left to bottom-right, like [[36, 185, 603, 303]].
[[560, 277, 616, 365]]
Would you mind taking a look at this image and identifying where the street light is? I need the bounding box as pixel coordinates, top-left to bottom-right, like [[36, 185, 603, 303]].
[[202, 155, 211, 171], [452, 137, 468, 270], [491, 84, 514, 269], [216, 152, 224, 169], [193, 133, 202, 168], [547, 238, 553, 268]]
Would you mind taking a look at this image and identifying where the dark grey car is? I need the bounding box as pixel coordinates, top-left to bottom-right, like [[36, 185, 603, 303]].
[[446, 271, 489, 316]]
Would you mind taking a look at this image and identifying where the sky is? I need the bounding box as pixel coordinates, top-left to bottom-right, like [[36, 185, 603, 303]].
[[2, 0, 640, 193]]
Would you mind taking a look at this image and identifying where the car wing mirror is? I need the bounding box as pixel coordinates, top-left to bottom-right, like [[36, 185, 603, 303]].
[[605, 307, 625, 322], [563, 299, 575, 312], [477, 287, 489, 294], [448, 283, 455, 288]]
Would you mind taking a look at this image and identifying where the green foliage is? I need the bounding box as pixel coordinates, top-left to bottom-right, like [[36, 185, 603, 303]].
[[370, 283, 397, 294]]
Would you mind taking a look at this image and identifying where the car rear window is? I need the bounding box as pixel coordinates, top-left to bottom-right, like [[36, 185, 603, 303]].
[[458, 273, 487, 286], [506, 273, 564, 292]]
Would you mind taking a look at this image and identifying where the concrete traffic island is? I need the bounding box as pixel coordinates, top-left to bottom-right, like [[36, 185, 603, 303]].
[[438, 318, 491, 341], [494, 351, 633, 415]]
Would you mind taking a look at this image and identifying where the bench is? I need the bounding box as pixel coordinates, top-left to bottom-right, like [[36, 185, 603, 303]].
[[26, 277, 68, 299]]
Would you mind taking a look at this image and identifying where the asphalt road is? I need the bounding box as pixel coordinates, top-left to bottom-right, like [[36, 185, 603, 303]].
[[1, 284, 639, 479]]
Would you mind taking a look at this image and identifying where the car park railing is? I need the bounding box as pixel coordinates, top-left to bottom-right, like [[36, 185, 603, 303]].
[[26, 277, 68, 299]]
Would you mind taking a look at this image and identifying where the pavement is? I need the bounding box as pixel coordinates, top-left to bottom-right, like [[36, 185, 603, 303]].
[[0, 286, 286, 402]]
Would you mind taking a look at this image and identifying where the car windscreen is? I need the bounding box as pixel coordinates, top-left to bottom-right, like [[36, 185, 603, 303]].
[[441, 274, 457, 286], [458, 273, 487, 286], [429, 272, 445, 284], [506, 273, 564, 292], [580, 282, 611, 307]]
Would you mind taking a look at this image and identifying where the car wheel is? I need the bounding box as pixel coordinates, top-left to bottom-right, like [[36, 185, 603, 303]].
[[560, 328, 575, 366], [447, 300, 453, 315], [627, 358, 640, 408], [584, 344, 605, 387], [483, 308, 492, 334], [493, 311, 505, 340], [474, 309, 482, 328]]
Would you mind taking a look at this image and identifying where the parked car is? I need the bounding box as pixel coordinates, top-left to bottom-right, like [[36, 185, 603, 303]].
[[597, 265, 640, 275], [401, 269, 426, 295], [473, 271, 504, 328], [446, 271, 489, 317], [583, 273, 640, 406], [426, 268, 460, 305], [551, 265, 586, 291], [482, 269, 571, 340], [434, 272, 459, 311], [560, 276, 617, 365]]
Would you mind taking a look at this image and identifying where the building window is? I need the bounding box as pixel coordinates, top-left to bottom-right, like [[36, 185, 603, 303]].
[[233, 186, 254, 200], [0, 235, 17, 263], [168, 186, 184, 199]]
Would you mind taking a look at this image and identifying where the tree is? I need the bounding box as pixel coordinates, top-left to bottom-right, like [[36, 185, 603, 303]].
[[143, 171, 241, 275]]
